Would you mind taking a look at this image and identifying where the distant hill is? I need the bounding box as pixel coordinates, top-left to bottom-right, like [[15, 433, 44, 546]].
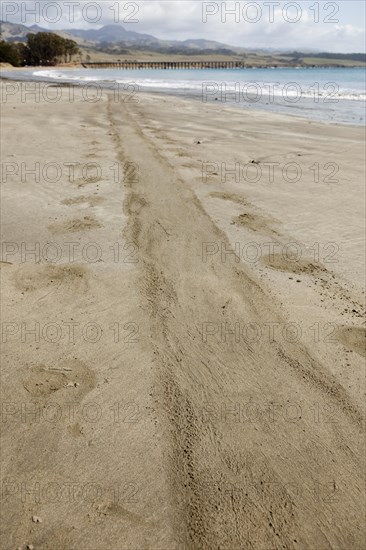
[[0, 21, 78, 43], [0, 21, 242, 53], [1, 21, 365, 66], [67, 24, 159, 45], [282, 50, 366, 63]]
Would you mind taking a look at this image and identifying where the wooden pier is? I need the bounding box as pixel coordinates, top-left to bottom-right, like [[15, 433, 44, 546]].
[[81, 60, 246, 70]]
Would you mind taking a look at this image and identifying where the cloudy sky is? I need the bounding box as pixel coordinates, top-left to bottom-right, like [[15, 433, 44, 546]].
[[2, 1, 365, 52]]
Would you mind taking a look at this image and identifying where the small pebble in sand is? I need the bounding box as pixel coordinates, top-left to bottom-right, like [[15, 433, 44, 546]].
[[32, 516, 42, 523]]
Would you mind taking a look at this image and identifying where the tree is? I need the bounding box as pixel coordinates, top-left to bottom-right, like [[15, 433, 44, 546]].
[[1, 33, 80, 66], [63, 39, 80, 62], [26, 33, 80, 65], [0, 40, 23, 66]]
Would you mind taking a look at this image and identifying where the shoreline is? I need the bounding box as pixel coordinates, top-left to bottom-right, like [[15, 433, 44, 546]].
[[1, 71, 365, 128]]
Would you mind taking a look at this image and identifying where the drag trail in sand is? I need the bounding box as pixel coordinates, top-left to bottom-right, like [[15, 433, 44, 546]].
[[107, 95, 365, 549], [1, 83, 365, 549]]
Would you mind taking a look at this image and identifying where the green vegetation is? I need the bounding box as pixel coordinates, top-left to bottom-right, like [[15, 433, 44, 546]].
[[0, 40, 25, 66], [282, 51, 366, 63], [299, 56, 366, 67], [0, 32, 80, 66]]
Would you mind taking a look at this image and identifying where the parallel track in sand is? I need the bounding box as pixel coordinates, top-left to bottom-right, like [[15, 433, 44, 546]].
[[1, 83, 364, 549], [107, 97, 365, 549]]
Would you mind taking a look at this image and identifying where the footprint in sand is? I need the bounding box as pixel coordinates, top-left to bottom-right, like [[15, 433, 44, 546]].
[[67, 423, 84, 437], [48, 215, 102, 234], [231, 212, 280, 236], [261, 253, 326, 275], [23, 360, 97, 399], [14, 263, 88, 292], [61, 195, 103, 207], [209, 192, 279, 235], [72, 176, 102, 188], [209, 191, 248, 207], [335, 326, 366, 357]]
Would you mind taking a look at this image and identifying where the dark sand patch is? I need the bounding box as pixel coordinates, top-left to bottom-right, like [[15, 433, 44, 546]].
[[48, 215, 102, 234], [209, 191, 249, 207], [14, 263, 87, 292], [232, 212, 279, 235], [261, 253, 326, 275], [61, 195, 103, 207], [209, 192, 279, 234], [336, 326, 366, 357], [73, 176, 102, 188]]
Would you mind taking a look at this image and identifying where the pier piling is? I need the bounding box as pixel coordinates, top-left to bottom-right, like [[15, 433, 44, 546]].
[[81, 60, 246, 70]]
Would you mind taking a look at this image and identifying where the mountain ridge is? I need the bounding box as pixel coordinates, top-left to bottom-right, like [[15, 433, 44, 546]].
[[1, 21, 365, 64], [0, 20, 244, 53]]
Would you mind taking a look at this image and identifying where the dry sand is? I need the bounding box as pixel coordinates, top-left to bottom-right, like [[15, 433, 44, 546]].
[[0, 81, 365, 549]]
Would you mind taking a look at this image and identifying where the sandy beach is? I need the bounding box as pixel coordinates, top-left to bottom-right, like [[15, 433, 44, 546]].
[[1, 81, 365, 549]]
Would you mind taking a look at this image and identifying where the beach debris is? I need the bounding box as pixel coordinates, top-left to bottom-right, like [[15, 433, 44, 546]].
[[49, 367, 72, 372], [32, 516, 42, 523], [196, 141, 201, 144], [250, 159, 259, 164], [27, 546, 35, 550], [65, 382, 79, 388]]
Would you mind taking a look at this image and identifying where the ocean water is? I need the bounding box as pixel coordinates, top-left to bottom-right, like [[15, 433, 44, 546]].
[[2, 66, 365, 124]]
